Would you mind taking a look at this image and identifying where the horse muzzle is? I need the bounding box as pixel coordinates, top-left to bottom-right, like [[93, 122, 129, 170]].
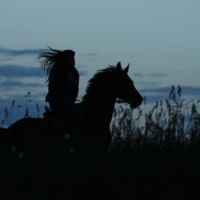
[[130, 97, 143, 109]]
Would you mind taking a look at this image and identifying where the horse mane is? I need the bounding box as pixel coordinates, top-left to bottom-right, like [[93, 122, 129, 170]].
[[82, 65, 123, 103]]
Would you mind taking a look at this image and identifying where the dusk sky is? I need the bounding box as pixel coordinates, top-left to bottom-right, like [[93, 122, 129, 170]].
[[1, 0, 200, 126]]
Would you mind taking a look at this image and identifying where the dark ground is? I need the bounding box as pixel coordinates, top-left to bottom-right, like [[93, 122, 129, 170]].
[[1, 134, 200, 200]]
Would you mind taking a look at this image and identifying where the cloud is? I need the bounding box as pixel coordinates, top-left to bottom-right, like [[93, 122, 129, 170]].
[[0, 47, 45, 57], [133, 73, 143, 77], [179, 86, 200, 96], [173, 70, 184, 74], [0, 80, 44, 91], [148, 73, 168, 77], [139, 86, 200, 104], [0, 58, 11, 61], [140, 86, 200, 95], [0, 65, 46, 78], [0, 65, 87, 78], [132, 72, 168, 78], [78, 70, 88, 76], [135, 81, 160, 88], [76, 64, 87, 68], [143, 94, 167, 104], [80, 53, 98, 57], [140, 86, 173, 94]]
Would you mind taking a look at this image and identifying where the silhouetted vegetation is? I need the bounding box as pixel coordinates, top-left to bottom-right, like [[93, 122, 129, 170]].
[[1, 86, 200, 200]]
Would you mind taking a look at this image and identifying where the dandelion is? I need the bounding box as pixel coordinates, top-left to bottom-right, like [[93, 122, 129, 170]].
[[12, 146, 17, 152], [18, 153, 24, 159], [70, 148, 75, 153], [65, 134, 71, 139]]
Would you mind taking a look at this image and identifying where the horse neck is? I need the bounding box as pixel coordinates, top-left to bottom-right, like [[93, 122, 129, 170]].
[[82, 90, 116, 125]]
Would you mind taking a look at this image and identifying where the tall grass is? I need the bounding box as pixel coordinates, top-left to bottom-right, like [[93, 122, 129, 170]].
[[110, 85, 200, 151], [1, 86, 200, 199], [1, 92, 40, 127]]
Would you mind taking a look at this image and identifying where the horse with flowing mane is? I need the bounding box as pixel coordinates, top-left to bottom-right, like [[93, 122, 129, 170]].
[[0, 62, 143, 156]]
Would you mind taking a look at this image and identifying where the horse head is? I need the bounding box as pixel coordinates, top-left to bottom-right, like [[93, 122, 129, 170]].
[[114, 62, 143, 108]]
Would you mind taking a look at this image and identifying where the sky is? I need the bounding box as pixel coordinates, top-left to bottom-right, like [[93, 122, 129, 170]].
[[0, 0, 200, 127]]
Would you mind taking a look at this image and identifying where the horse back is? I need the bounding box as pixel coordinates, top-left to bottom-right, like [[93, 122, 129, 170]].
[[8, 118, 52, 134]]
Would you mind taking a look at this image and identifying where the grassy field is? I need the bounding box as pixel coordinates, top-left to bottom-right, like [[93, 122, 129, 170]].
[[1, 87, 200, 200]]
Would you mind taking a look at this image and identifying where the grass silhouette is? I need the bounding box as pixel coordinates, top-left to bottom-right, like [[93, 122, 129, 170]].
[[1, 86, 200, 199]]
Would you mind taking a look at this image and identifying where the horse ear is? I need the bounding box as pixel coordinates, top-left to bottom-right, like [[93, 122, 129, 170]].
[[123, 64, 129, 74], [116, 62, 121, 71]]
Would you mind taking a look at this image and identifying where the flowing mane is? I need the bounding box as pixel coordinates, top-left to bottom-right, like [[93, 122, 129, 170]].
[[82, 65, 123, 103]]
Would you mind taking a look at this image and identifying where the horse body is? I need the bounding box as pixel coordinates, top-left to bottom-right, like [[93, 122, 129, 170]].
[[1, 62, 143, 155], [76, 95, 116, 154]]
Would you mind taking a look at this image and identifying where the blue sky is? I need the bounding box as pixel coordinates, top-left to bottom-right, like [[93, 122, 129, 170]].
[[0, 0, 200, 126]]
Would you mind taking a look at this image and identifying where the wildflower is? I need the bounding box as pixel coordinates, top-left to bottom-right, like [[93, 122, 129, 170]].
[[18, 153, 24, 159], [70, 148, 75, 153], [65, 134, 71, 139], [12, 146, 17, 152]]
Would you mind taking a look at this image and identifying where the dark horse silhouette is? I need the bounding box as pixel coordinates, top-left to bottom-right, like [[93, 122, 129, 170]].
[[0, 62, 143, 155]]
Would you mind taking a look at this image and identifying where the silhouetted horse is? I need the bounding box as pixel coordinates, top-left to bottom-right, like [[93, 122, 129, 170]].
[[0, 62, 143, 155]]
